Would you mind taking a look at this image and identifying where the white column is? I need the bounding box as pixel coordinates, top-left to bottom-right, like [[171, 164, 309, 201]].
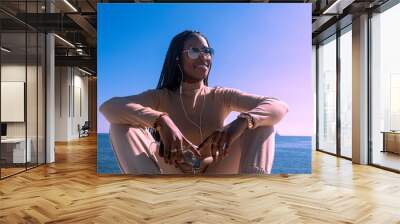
[[46, 33, 55, 163], [45, 1, 55, 163], [352, 14, 369, 164]]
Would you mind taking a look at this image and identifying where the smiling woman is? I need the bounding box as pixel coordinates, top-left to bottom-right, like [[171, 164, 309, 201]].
[[100, 30, 289, 175]]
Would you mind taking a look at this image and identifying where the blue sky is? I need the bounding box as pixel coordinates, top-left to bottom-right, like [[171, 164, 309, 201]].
[[98, 3, 312, 135]]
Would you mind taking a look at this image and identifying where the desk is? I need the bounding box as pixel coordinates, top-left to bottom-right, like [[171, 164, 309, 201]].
[[1, 138, 31, 163], [381, 131, 400, 154]]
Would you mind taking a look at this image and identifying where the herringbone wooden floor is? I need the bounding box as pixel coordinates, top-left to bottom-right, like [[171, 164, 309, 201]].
[[1, 135, 400, 224]]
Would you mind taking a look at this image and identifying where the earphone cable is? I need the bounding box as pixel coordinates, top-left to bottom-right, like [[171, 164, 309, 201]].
[[178, 63, 206, 142]]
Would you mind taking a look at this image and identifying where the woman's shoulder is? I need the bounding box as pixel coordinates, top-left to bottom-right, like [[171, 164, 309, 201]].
[[124, 88, 171, 102], [141, 88, 171, 95], [208, 86, 242, 95]]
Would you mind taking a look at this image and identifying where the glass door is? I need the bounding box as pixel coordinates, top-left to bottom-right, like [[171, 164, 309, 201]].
[[1, 30, 28, 177], [0, 0, 47, 179]]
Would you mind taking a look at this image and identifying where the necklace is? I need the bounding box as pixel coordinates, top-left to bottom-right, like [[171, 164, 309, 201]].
[[179, 84, 206, 142]]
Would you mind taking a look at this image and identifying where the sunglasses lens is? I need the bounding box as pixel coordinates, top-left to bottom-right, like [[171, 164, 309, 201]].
[[186, 47, 214, 59], [205, 48, 214, 56], [188, 48, 200, 59]]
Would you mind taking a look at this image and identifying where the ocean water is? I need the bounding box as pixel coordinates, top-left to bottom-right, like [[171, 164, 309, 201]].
[[97, 133, 312, 174]]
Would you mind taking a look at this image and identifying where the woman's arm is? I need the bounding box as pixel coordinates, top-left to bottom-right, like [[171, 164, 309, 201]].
[[198, 88, 288, 162], [223, 88, 289, 127], [99, 89, 165, 128]]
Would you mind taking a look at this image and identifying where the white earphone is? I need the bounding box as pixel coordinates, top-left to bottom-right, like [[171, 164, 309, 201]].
[[176, 56, 206, 142]]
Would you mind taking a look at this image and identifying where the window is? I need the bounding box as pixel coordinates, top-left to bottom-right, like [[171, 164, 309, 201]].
[[371, 2, 400, 171], [339, 27, 352, 158], [317, 35, 337, 154]]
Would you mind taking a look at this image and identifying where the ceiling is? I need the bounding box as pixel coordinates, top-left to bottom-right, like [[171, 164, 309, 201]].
[[0, 0, 97, 74], [0, 0, 394, 75]]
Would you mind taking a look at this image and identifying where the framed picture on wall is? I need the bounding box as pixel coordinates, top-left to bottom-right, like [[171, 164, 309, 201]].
[[97, 3, 312, 175]]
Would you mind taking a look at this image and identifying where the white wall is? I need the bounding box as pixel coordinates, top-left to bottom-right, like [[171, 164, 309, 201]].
[[1, 65, 26, 128], [1, 65, 26, 81], [55, 66, 69, 141], [55, 67, 89, 141], [72, 73, 89, 138], [1, 63, 46, 164], [1, 82, 25, 122], [1, 65, 39, 138]]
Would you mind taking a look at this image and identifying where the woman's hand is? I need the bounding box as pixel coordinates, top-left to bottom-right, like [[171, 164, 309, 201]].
[[155, 115, 200, 165], [198, 117, 248, 162]]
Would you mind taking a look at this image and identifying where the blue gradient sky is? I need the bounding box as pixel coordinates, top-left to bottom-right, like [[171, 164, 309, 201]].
[[98, 3, 312, 136]]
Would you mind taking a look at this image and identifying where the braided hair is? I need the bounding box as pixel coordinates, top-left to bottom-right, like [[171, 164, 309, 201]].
[[151, 30, 212, 157], [156, 30, 211, 91]]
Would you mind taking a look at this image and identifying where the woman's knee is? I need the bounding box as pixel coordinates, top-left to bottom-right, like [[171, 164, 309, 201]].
[[238, 126, 276, 174], [109, 124, 155, 154], [108, 124, 160, 174], [109, 124, 143, 139], [241, 125, 275, 142]]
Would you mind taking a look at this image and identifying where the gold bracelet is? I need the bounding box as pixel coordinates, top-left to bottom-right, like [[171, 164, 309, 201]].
[[238, 113, 254, 129]]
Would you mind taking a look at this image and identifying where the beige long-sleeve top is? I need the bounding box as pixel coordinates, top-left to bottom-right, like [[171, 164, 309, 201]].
[[100, 81, 288, 146]]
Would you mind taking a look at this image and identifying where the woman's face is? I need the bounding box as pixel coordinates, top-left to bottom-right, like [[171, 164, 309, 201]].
[[180, 35, 212, 83]]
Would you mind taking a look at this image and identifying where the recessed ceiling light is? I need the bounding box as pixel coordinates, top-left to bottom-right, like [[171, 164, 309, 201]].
[[77, 67, 93, 76], [54, 34, 75, 48], [322, 0, 353, 15], [1, 47, 11, 53], [63, 0, 78, 12]]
